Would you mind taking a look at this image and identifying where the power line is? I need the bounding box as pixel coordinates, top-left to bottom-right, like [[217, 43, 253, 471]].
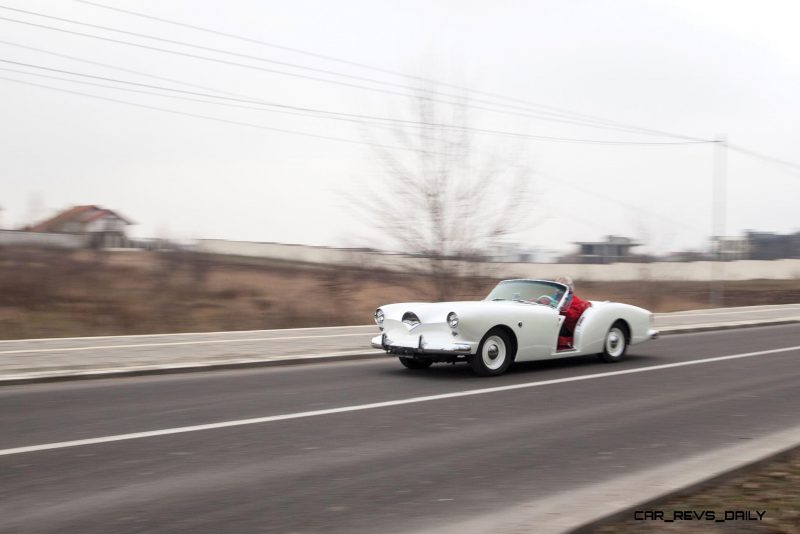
[[0, 62, 429, 138], [0, 58, 717, 146], [76, 0, 489, 89], [0, 6, 707, 140], [0, 58, 408, 121], [0, 62, 781, 236], [555, 175, 706, 233], [63, 3, 800, 173], [0, 38, 244, 99], [0, 74, 431, 153], [728, 144, 800, 174], [0, 71, 743, 248], [0, 5, 452, 96], [0, 13, 616, 133], [75, 0, 709, 142], [0, 64, 365, 126], [11, 71, 684, 158]]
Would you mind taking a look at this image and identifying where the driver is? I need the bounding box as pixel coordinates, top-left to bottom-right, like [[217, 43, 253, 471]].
[[555, 276, 591, 349]]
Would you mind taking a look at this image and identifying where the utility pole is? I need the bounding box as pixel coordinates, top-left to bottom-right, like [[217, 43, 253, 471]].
[[711, 135, 727, 307]]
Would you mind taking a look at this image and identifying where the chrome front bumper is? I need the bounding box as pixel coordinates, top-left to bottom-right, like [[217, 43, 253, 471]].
[[371, 333, 473, 356]]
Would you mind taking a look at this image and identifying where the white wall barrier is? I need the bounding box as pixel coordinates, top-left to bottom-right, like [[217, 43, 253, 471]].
[[495, 259, 800, 282], [0, 230, 89, 249], [196, 239, 800, 281], [4, 233, 797, 280]]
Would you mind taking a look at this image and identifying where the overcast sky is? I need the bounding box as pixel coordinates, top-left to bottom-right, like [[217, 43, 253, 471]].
[[1, 0, 798, 256]]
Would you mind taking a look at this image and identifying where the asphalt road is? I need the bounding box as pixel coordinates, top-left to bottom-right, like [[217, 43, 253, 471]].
[[1, 324, 799, 533]]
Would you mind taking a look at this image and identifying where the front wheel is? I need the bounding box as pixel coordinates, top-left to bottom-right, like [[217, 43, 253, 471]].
[[399, 357, 432, 370], [469, 328, 514, 377], [598, 323, 628, 363]]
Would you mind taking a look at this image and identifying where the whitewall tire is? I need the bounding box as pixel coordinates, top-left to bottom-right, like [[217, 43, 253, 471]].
[[470, 328, 514, 377], [598, 323, 628, 363]]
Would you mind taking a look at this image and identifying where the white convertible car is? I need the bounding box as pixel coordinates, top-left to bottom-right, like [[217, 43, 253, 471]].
[[371, 279, 659, 376]]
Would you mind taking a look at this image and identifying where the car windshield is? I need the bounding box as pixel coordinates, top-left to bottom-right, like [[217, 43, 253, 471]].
[[484, 280, 567, 308]]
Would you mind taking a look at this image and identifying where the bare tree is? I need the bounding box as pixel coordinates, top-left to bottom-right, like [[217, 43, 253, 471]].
[[354, 85, 535, 300]]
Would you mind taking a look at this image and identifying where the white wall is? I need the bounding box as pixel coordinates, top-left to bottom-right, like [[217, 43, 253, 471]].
[[86, 216, 128, 233], [196, 239, 800, 281], [196, 239, 438, 271], [0, 230, 88, 249], [494, 259, 800, 281]]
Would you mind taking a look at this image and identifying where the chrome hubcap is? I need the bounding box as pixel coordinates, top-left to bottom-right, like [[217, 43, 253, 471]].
[[482, 336, 506, 370], [606, 328, 625, 358]]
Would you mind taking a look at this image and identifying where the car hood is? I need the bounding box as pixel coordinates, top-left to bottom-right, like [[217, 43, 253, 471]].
[[380, 300, 550, 324]]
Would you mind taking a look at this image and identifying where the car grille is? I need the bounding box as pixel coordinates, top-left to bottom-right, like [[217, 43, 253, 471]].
[[402, 312, 421, 328]]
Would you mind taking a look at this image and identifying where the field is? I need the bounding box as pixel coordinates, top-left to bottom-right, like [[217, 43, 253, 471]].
[[1, 247, 799, 340]]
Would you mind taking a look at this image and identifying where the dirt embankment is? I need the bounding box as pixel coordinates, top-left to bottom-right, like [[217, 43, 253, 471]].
[[1, 247, 798, 340]]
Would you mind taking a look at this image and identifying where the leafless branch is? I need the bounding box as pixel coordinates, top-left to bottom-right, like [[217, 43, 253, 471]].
[[353, 82, 537, 298]]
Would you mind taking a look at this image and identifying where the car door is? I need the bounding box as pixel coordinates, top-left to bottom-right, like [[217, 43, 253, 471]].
[[513, 305, 562, 362]]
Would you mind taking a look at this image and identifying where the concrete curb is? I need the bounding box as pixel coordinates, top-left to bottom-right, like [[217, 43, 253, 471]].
[[422, 425, 800, 534], [568, 434, 800, 534], [1, 319, 798, 386], [656, 317, 800, 335], [0, 351, 385, 386]]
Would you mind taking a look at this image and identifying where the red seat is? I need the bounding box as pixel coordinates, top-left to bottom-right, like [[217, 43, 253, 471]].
[[558, 295, 591, 349]]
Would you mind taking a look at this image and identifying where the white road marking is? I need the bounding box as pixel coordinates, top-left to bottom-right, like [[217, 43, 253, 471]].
[[2, 344, 799, 457], [0, 333, 374, 355]]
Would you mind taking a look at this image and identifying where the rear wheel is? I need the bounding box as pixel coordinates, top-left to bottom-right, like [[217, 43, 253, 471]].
[[470, 328, 514, 377], [399, 357, 432, 370], [598, 322, 628, 363]]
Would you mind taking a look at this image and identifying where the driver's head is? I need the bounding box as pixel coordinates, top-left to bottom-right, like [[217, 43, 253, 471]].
[[555, 275, 574, 291]]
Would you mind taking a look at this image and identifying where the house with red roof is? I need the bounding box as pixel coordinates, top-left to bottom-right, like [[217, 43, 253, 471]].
[[24, 205, 133, 248]]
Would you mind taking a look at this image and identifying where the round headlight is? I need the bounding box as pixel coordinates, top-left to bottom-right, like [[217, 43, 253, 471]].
[[374, 309, 385, 325], [447, 312, 459, 329]]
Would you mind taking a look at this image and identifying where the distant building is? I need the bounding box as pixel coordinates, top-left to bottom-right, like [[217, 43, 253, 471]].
[[23, 205, 133, 248], [710, 236, 750, 261], [745, 231, 800, 260], [662, 250, 710, 262], [572, 235, 640, 264], [708, 231, 800, 261], [484, 242, 556, 263]]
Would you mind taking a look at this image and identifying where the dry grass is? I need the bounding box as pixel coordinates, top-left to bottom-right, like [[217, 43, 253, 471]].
[[0, 247, 798, 340], [0, 247, 436, 339]]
